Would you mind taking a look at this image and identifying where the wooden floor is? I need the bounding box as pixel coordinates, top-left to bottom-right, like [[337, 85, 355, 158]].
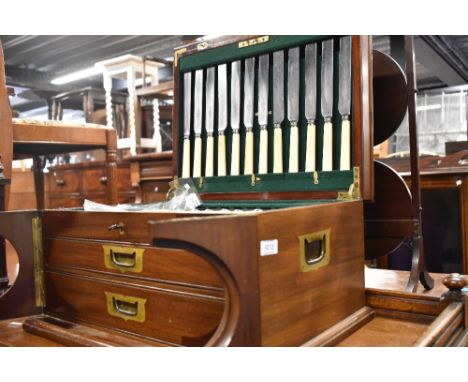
[[336, 316, 430, 347]]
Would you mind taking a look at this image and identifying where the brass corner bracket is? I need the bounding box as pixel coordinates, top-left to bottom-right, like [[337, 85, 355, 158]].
[[337, 167, 361, 201]]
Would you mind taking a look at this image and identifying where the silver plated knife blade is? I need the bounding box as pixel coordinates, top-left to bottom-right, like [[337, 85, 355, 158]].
[[304, 44, 317, 121], [321, 39, 334, 171], [287, 47, 300, 124], [338, 36, 352, 117], [273, 50, 284, 173], [230, 60, 241, 131], [205, 67, 215, 134], [217, 64, 227, 133], [258, 55, 269, 127], [304, 43, 318, 172], [194, 69, 203, 135], [243, 57, 255, 129], [273, 51, 284, 125], [183, 72, 192, 137], [321, 39, 334, 120], [258, 54, 269, 175], [339, 36, 352, 171]]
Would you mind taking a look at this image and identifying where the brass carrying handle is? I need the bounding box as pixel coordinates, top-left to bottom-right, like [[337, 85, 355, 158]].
[[108, 222, 125, 235], [56, 178, 65, 186], [110, 250, 136, 269], [299, 229, 331, 272], [112, 297, 138, 317], [100, 176, 108, 185]]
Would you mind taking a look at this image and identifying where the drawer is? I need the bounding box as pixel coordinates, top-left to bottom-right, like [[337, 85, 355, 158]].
[[82, 168, 108, 193], [43, 210, 199, 243], [141, 180, 171, 202], [45, 238, 223, 288], [47, 196, 83, 209], [44, 271, 224, 346], [48, 170, 80, 193]]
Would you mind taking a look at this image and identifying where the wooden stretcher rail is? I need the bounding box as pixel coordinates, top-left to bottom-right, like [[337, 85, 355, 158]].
[[414, 302, 464, 347]]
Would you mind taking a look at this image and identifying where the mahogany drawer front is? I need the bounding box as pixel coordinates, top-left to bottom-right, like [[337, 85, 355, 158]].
[[44, 271, 224, 346], [48, 170, 80, 193], [48, 196, 82, 209], [81, 168, 108, 193], [44, 238, 223, 288], [43, 210, 189, 243], [81, 167, 133, 193], [141, 181, 171, 202]]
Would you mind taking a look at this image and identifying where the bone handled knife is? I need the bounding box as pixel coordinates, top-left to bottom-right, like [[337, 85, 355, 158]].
[[273, 50, 284, 174], [339, 36, 352, 171], [192, 69, 203, 178], [321, 39, 334, 171], [287, 47, 300, 173], [181, 72, 192, 178], [257, 54, 269, 174], [304, 44, 317, 172], [205, 67, 215, 177], [230, 60, 241, 176], [243, 57, 255, 175], [217, 64, 227, 176]]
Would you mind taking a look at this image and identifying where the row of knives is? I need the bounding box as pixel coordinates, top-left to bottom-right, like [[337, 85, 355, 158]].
[[181, 36, 352, 178]]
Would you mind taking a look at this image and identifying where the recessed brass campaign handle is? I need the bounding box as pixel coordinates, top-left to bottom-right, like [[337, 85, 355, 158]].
[[299, 229, 331, 272], [105, 292, 146, 322], [103, 245, 144, 273], [111, 250, 136, 268]]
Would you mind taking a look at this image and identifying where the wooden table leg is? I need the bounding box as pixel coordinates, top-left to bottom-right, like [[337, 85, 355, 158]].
[[32, 156, 46, 210]]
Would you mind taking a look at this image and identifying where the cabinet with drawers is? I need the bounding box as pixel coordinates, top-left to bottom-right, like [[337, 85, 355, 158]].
[[46, 160, 136, 208], [39, 210, 225, 346]]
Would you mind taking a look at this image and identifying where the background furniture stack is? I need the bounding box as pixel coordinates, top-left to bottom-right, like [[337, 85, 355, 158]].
[[96, 55, 164, 155]]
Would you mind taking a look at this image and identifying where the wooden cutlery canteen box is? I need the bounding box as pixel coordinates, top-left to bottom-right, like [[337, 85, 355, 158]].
[[0, 35, 375, 346], [162, 34, 374, 345]]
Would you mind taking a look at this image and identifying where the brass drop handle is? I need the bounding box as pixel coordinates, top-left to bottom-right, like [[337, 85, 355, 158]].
[[56, 178, 65, 186], [112, 297, 138, 317], [108, 222, 125, 235], [100, 176, 108, 185]]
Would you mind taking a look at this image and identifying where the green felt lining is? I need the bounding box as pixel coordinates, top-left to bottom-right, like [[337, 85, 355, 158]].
[[177, 35, 353, 194], [199, 199, 337, 210], [182, 169, 353, 194]]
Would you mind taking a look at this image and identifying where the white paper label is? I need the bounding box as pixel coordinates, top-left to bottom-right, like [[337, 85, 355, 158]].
[[260, 240, 278, 256]]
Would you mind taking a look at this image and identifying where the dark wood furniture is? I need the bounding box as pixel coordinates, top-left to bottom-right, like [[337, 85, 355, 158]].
[[0, 39, 119, 211], [0, 36, 465, 347], [0, 158, 10, 291], [382, 150, 468, 275], [50, 87, 127, 128], [46, 160, 136, 208], [125, 151, 173, 203], [0, 209, 466, 346], [136, 81, 174, 153]]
